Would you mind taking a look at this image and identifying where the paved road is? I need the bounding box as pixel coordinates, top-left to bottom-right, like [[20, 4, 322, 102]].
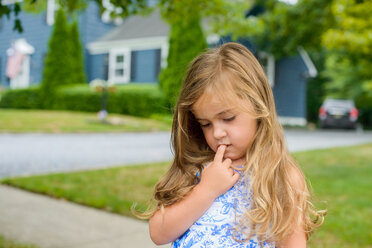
[[1, 130, 372, 179]]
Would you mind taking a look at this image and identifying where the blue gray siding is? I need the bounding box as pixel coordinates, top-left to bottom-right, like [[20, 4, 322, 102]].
[[272, 56, 308, 118], [0, 2, 115, 87], [131, 49, 160, 83], [87, 53, 108, 81], [0, 8, 52, 86], [78, 2, 115, 82]]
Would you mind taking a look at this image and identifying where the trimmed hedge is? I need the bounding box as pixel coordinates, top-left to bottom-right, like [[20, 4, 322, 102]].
[[0, 83, 170, 118], [0, 87, 42, 109]]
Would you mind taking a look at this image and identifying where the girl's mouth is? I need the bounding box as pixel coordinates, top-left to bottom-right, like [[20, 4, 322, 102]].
[[218, 144, 231, 149]]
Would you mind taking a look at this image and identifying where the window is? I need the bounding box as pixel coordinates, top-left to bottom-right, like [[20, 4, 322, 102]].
[[259, 52, 275, 87], [109, 49, 131, 83]]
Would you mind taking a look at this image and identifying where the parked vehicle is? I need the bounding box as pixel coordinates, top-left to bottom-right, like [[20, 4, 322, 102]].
[[319, 99, 358, 129]]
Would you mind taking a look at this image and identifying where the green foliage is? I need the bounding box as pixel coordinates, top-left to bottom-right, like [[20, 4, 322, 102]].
[[159, 2, 207, 107], [0, 87, 42, 109], [69, 19, 86, 84], [22, 0, 47, 13], [306, 50, 327, 123], [0, 235, 38, 248], [322, 0, 372, 100], [0, 84, 168, 117], [320, 0, 372, 128], [211, 0, 334, 58], [41, 9, 87, 108], [41, 8, 73, 107], [54, 84, 168, 117]]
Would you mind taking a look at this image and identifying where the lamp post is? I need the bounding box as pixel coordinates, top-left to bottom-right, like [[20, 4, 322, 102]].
[[90, 79, 116, 122]]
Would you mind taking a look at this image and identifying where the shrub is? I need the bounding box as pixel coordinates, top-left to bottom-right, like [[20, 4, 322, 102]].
[[159, 15, 207, 107], [0, 84, 169, 118], [54, 83, 169, 117], [0, 87, 42, 109], [41, 8, 73, 108]]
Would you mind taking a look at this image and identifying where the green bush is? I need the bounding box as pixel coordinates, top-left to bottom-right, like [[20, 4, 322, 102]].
[[159, 15, 207, 107], [0, 84, 169, 118], [54, 83, 169, 117], [41, 9, 86, 108], [0, 87, 42, 109], [356, 93, 372, 129]]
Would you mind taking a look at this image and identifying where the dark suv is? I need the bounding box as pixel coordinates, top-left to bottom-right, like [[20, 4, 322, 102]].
[[319, 99, 358, 129]]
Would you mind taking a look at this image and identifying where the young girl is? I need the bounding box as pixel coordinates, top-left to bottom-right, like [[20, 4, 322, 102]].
[[143, 42, 324, 247]]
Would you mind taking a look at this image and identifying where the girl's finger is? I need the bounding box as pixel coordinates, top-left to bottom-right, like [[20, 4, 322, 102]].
[[222, 158, 232, 168], [213, 145, 226, 164], [232, 171, 240, 183]]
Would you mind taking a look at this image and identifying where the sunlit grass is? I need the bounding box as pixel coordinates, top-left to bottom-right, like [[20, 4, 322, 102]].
[[0, 109, 171, 133], [0, 235, 38, 248]]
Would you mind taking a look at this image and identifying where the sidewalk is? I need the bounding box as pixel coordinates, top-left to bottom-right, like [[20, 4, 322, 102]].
[[0, 185, 169, 248]]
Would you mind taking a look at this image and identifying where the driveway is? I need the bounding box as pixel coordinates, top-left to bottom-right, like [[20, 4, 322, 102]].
[[1, 130, 372, 179]]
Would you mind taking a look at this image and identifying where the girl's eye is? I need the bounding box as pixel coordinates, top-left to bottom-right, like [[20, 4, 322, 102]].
[[199, 123, 210, 128], [224, 116, 235, 122]]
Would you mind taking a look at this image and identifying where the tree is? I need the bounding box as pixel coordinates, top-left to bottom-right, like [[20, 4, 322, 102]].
[[159, 18, 207, 107], [211, 0, 334, 58], [322, 0, 372, 99], [158, 0, 226, 107], [0, 0, 146, 33], [41, 8, 73, 107], [70, 19, 86, 84]]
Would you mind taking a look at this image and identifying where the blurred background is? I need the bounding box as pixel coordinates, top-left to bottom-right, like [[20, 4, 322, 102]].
[[0, 0, 371, 247]]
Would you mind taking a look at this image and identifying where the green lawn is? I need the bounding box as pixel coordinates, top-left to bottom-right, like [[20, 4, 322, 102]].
[[2, 144, 372, 247], [0, 235, 38, 248], [0, 109, 172, 133]]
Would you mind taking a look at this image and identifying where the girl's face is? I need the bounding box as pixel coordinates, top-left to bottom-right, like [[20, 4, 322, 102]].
[[192, 91, 257, 166]]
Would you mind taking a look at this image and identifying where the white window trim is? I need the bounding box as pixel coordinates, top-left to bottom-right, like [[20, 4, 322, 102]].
[[278, 116, 307, 126], [109, 48, 131, 84], [259, 51, 275, 87], [160, 43, 168, 69], [2, 0, 23, 5], [46, 0, 56, 26], [297, 46, 317, 78]]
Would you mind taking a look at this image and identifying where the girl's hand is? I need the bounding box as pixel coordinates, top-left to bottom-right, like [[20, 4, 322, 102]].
[[198, 145, 240, 198]]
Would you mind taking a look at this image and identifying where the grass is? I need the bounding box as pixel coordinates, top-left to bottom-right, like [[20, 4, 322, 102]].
[[2, 162, 170, 216], [0, 109, 172, 133], [0, 235, 38, 248], [2, 144, 372, 247]]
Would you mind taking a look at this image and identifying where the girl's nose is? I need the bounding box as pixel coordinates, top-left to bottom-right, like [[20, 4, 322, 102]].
[[213, 126, 227, 140]]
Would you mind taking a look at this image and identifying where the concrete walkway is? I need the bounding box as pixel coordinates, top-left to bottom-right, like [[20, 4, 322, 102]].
[[1, 130, 372, 247], [0, 185, 169, 248]]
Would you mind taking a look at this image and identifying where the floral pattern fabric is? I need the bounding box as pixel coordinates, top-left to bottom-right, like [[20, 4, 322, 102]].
[[172, 172, 275, 248]]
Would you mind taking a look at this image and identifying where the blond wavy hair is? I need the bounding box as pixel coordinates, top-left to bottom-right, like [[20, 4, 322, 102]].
[[138, 42, 325, 244]]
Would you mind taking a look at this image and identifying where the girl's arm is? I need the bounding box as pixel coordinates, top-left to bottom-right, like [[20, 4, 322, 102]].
[[149, 145, 240, 245], [277, 167, 307, 248], [276, 224, 306, 248]]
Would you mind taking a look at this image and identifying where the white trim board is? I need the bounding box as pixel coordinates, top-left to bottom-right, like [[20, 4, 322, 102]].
[[2, 0, 23, 5], [297, 46, 317, 78], [278, 116, 307, 126], [87, 36, 168, 55]]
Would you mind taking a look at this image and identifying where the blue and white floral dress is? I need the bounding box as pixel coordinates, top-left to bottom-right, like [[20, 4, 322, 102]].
[[172, 171, 275, 248]]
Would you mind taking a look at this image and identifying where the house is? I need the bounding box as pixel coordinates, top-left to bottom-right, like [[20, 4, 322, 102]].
[[0, 1, 316, 126], [0, 0, 116, 89], [88, 10, 317, 126]]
